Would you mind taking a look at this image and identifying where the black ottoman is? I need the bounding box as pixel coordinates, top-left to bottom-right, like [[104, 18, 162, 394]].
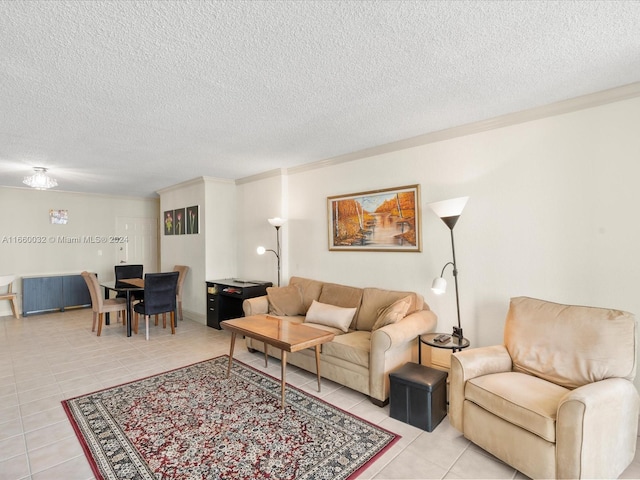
[[389, 362, 448, 432]]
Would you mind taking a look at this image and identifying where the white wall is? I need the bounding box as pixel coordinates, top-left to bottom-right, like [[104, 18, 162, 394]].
[[0, 187, 158, 315], [158, 176, 237, 324], [237, 96, 640, 351], [236, 171, 287, 286], [158, 178, 206, 323]]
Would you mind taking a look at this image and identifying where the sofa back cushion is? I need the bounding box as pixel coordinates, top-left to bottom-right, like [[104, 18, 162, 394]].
[[289, 277, 324, 313], [267, 284, 304, 316], [318, 283, 363, 330], [356, 288, 423, 331], [505, 296, 637, 389]]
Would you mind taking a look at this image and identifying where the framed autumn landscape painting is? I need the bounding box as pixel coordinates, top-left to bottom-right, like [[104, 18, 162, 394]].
[[328, 184, 421, 252]]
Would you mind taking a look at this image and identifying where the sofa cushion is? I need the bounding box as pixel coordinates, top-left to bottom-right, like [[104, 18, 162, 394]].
[[322, 331, 371, 368], [266, 285, 304, 316], [318, 283, 363, 329], [466, 371, 569, 443], [304, 300, 357, 333], [356, 288, 421, 331], [505, 296, 637, 389], [289, 277, 324, 313], [372, 295, 412, 330]]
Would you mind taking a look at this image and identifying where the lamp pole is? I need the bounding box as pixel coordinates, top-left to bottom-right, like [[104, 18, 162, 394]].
[[274, 225, 281, 287], [449, 227, 462, 340]]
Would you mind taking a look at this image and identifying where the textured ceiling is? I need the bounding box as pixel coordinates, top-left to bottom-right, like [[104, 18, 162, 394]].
[[1, 1, 640, 198]]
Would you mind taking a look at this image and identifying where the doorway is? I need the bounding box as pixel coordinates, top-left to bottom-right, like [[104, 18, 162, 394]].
[[115, 217, 158, 272]]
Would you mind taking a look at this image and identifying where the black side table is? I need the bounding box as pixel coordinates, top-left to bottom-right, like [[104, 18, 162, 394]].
[[418, 332, 470, 364]]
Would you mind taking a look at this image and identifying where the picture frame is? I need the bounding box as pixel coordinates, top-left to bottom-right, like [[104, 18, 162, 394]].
[[174, 208, 186, 235], [186, 205, 199, 234], [49, 209, 68, 225], [328, 184, 421, 252], [163, 210, 174, 235]]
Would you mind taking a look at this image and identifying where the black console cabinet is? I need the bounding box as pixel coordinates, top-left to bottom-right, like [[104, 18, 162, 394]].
[[206, 279, 272, 329]]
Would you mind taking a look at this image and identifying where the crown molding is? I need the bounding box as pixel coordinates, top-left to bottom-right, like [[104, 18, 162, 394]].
[[157, 176, 234, 195], [235, 168, 287, 185], [286, 81, 640, 176]]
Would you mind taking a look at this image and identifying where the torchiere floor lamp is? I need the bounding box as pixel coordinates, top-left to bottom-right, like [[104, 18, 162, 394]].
[[428, 197, 468, 340]]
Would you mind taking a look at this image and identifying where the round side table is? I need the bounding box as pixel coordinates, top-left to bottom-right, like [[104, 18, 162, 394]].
[[418, 332, 470, 364]]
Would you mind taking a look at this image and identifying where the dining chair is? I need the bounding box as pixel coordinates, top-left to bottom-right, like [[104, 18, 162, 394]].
[[0, 275, 20, 319], [173, 265, 190, 321], [114, 264, 144, 301], [81, 271, 127, 336], [133, 271, 179, 340]]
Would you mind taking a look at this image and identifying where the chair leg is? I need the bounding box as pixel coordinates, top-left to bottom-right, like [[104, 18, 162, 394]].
[[178, 299, 183, 321], [10, 297, 20, 319], [145, 315, 150, 341], [97, 313, 103, 336], [170, 311, 175, 335], [155, 314, 159, 326], [133, 312, 139, 334], [91, 312, 97, 332], [162, 313, 167, 328]]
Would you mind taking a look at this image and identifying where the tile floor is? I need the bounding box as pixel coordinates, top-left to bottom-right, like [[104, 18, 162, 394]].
[[1, 309, 640, 480]]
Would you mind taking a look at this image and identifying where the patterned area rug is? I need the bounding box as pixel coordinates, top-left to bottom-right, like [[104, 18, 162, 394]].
[[62, 355, 399, 479]]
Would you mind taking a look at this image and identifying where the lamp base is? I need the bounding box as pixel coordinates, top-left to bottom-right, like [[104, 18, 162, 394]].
[[452, 326, 464, 341]]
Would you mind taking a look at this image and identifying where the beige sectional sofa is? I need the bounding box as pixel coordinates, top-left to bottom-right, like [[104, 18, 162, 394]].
[[242, 276, 437, 406]]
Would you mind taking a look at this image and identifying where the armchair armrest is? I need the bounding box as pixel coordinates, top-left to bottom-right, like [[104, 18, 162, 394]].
[[242, 295, 268, 316], [449, 345, 513, 431], [368, 309, 437, 403], [557, 378, 640, 479]]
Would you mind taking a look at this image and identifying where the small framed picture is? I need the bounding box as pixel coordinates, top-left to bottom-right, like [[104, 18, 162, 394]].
[[164, 210, 174, 235], [186, 205, 199, 234], [50, 209, 68, 225]]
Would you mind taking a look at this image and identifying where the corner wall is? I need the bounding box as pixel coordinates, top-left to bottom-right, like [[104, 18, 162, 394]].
[[158, 176, 237, 324]]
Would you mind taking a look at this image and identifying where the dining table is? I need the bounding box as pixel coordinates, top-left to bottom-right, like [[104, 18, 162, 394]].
[[100, 278, 144, 337]]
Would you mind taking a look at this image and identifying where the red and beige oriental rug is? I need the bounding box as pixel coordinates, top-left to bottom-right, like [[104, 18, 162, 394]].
[[62, 355, 399, 479]]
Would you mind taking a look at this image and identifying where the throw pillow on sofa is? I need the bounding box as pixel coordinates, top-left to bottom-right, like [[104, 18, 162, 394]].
[[304, 300, 357, 333], [372, 295, 412, 330], [267, 285, 304, 316]]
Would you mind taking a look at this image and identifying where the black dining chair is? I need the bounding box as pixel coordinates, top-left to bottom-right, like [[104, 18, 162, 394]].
[[114, 264, 144, 301], [133, 271, 179, 340]]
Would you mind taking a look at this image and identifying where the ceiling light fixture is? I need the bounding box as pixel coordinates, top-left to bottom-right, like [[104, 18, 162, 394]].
[[23, 167, 58, 190]]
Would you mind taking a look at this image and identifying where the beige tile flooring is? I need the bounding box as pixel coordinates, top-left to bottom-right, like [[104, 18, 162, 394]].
[[1, 309, 640, 480]]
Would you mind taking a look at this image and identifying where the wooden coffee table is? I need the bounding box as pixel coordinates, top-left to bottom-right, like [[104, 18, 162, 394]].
[[221, 315, 335, 409]]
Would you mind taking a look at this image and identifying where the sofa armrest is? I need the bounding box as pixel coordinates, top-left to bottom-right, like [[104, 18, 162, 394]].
[[449, 345, 512, 432], [556, 378, 640, 479], [368, 309, 437, 402], [242, 295, 268, 316], [372, 309, 437, 351]]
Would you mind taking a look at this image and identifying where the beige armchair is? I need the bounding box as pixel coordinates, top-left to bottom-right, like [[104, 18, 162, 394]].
[[450, 296, 639, 479]]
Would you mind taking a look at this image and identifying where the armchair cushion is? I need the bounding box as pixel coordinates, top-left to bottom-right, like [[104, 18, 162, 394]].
[[505, 296, 636, 388], [467, 372, 569, 442]]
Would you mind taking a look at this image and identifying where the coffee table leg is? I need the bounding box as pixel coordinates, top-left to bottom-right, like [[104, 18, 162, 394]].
[[281, 351, 287, 410], [227, 332, 236, 378], [314, 345, 322, 392], [263, 342, 268, 367]]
